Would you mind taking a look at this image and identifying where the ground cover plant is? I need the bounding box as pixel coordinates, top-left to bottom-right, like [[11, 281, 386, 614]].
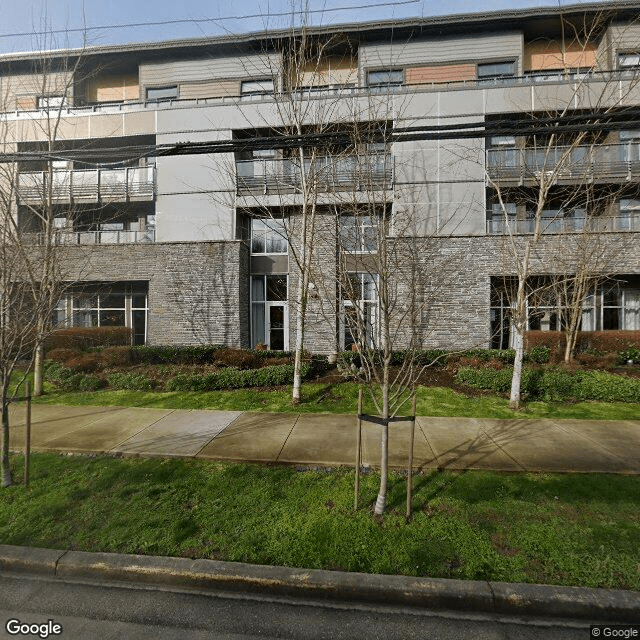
[[1, 454, 638, 590]]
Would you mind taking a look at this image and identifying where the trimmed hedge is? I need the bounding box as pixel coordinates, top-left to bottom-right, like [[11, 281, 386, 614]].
[[47, 327, 132, 350], [340, 348, 515, 368], [456, 366, 640, 403], [164, 363, 310, 391], [107, 372, 155, 392], [129, 344, 293, 365], [525, 331, 640, 359]]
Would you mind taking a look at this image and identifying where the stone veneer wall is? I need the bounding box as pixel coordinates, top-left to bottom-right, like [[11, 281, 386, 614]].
[[57, 240, 249, 346], [52, 231, 640, 351]]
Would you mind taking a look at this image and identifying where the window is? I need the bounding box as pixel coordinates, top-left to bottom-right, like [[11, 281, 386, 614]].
[[618, 53, 640, 69], [620, 131, 640, 162], [340, 214, 379, 252], [477, 61, 516, 83], [620, 199, 640, 231], [487, 135, 517, 168], [488, 202, 517, 234], [341, 272, 378, 350], [37, 95, 66, 109], [240, 79, 274, 96], [146, 86, 178, 101], [367, 69, 403, 90], [250, 275, 288, 350], [251, 218, 287, 254], [54, 283, 148, 344]]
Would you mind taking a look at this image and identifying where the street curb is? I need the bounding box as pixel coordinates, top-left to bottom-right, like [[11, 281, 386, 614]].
[[1, 545, 638, 621]]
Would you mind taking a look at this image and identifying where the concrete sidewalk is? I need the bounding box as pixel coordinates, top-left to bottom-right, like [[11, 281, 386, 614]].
[[8, 403, 640, 473]]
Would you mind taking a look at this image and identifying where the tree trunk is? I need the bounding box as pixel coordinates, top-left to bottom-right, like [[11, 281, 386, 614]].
[[33, 342, 44, 396], [1, 399, 12, 487], [374, 362, 390, 515], [509, 325, 524, 410]]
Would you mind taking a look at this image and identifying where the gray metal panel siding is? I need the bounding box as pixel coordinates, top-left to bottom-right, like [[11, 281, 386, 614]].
[[139, 53, 282, 88], [359, 32, 523, 76]]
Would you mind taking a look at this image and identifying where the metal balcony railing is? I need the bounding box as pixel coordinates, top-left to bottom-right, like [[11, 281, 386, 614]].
[[17, 167, 156, 203], [22, 229, 156, 245], [486, 143, 640, 183], [236, 154, 394, 195], [487, 215, 640, 235]]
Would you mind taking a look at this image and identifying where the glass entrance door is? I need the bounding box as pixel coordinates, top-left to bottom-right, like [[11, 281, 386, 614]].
[[266, 302, 287, 350]]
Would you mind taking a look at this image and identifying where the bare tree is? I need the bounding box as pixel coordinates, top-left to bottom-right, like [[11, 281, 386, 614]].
[[230, 15, 363, 403], [486, 10, 640, 407]]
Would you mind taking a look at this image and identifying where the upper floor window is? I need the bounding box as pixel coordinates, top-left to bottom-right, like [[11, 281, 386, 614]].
[[340, 214, 379, 253], [620, 131, 640, 162], [487, 135, 517, 167], [620, 199, 640, 230], [367, 69, 403, 89], [37, 95, 66, 109], [241, 79, 274, 97], [477, 61, 516, 83], [146, 86, 178, 101], [251, 218, 287, 254], [618, 53, 640, 69]]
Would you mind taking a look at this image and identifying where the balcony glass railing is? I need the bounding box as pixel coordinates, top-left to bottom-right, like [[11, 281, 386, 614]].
[[236, 153, 393, 195], [17, 167, 155, 203], [23, 229, 156, 245], [487, 215, 640, 235], [486, 142, 640, 182]]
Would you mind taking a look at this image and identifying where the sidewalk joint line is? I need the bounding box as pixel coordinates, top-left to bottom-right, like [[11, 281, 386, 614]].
[[193, 411, 246, 458], [275, 414, 301, 462], [549, 419, 631, 464], [480, 425, 527, 472]]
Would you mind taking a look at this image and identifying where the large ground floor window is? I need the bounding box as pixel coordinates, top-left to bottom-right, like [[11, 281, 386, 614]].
[[490, 275, 640, 348], [53, 282, 149, 345], [250, 275, 288, 350], [340, 272, 378, 350]]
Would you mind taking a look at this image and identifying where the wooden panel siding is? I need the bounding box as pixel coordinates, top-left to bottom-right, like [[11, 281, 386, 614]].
[[0, 70, 74, 109], [359, 32, 523, 76], [139, 53, 282, 89], [87, 74, 140, 102], [179, 79, 240, 99], [405, 63, 476, 85], [524, 40, 597, 71], [297, 56, 357, 87]]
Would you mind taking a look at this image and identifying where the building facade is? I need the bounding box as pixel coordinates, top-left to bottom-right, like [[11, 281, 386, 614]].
[[2, 1, 640, 352]]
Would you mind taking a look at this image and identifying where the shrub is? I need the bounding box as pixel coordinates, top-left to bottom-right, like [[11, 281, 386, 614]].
[[573, 370, 640, 403], [214, 348, 258, 369], [164, 363, 310, 391], [456, 366, 640, 403], [527, 345, 551, 364], [65, 354, 101, 373], [79, 375, 104, 392], [101, 346, 133, 366], [617, 345, 640, 365], [46, 348, 81, 364], [107, 372, 155, 391], [575, 353, 618, 371], [130, 344, 225, 365], [47, 327, 132, 350]]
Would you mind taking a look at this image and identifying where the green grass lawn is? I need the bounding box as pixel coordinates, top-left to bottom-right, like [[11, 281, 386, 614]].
[[1, 453, 638, 589], [32, 381, 640, 420]]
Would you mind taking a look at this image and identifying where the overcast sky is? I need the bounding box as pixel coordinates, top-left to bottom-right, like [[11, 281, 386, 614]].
[[0, 0, 606, 54]]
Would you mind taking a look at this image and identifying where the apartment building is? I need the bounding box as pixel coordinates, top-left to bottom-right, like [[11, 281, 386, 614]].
[[2, 1, 639, 352]]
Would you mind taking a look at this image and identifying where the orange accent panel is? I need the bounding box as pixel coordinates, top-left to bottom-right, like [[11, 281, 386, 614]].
[[16, 96, 36, 110], [406, 64, 476, 85], [525, 41, 597, 71]]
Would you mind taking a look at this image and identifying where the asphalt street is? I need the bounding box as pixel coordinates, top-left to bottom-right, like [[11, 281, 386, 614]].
[[0, 571, 595, 640]]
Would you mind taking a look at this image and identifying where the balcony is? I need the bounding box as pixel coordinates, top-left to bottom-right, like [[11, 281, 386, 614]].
[[236, 154, 394, 195], [486, 143, 640, 184], [17, 167, 156, 204], [487, 214, 640, 235], [23, 229, 156, 245]]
